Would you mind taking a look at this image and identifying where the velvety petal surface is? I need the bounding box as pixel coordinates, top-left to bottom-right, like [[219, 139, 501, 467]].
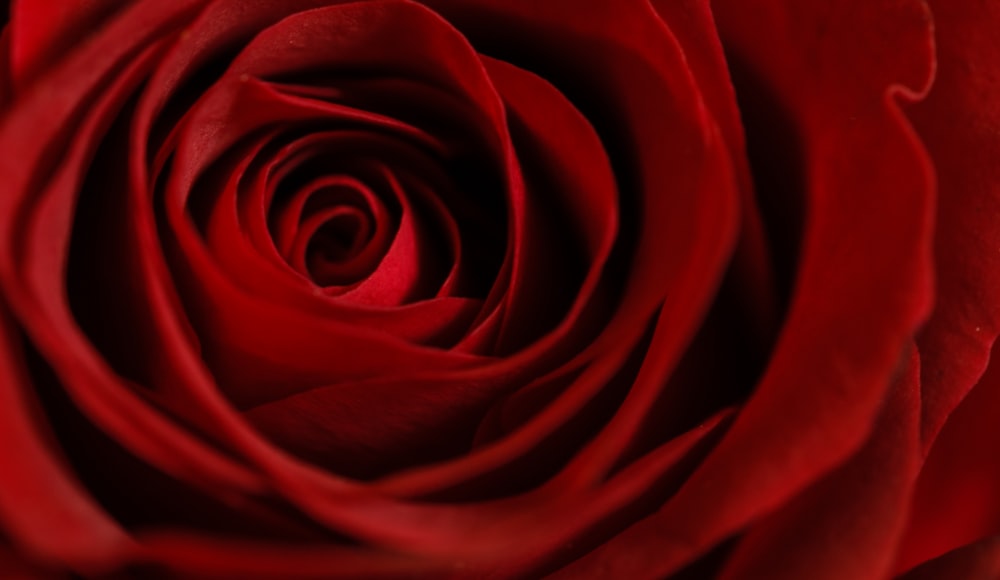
[[3, 0, 986, 577], [719, 350, 921, 580], [896, 340, 1000, 573], [900, 537, 1000, 580], [550, 0, 936, 574], [909, 0, 1000, 449]]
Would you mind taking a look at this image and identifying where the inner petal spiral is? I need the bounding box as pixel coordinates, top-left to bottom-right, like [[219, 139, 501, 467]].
[[271, 175, 389, 287]]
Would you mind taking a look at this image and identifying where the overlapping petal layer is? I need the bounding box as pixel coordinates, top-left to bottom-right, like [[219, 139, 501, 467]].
[[0, 0, 741, 575], [1, 0, 987, 578]]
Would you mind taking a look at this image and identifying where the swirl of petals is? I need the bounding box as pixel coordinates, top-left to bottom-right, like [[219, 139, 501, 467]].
[[0, 0, 778, 577]]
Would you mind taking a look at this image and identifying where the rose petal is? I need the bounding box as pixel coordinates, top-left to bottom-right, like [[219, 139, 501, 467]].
[[156, 1, 496, 402], [374, 0, 742, 496], [895, 339, 1000, 572], [0, 310, 134, 574], [899, 537, 1000, 580], [651, 0, 782, 343], [8, 0, 123, 88], [718, 349, 921, 580], [0, 0, 265, 499], [475, 55, 619, 359], [910, 0, 1000, 449], [129, 408, 732, 578], [417, 0, 741, 369], [0, 27, 11, 109], [140, 531, 449, 579], [196, 0, 747, 553], [546, 0, 936, 574]]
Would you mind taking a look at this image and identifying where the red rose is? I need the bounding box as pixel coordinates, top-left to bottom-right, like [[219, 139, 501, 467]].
[[0, 0, 998, 578]]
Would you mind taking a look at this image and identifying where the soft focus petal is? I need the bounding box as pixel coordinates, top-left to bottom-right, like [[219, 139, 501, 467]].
[[899, 537, 1000, 580], [911, 0, 1000, 449], [550, 0, 936, 574], [0, 310, 134, 575], [9, 0, 127, 88], [896, 340, 1000, 572], [719, 349, 921, 580]]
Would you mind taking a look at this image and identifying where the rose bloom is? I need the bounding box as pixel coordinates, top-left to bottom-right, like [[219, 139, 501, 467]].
[[0, 0, 998, 578]]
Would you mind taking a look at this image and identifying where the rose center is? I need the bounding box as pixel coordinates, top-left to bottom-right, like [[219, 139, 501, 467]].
[[303, 205, 375, 285], [310, 211, 370, 261], [271, 174, 396, 288]]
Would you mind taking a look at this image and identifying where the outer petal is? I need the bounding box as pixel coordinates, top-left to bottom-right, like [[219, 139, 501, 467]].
[[0, 309, 134, 575], [896, 340, 1000, 573], [719, 349, 921, 580], [8, 0, 127, 88], [0, 4, 270, 570], [651, 0, 781, 344], [551, 0, 936, 575], [0, 27, 10, 110], [894, 0, 1000, 569], [911, 0, 1000, 449], [899, 537, 1000, 580]]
